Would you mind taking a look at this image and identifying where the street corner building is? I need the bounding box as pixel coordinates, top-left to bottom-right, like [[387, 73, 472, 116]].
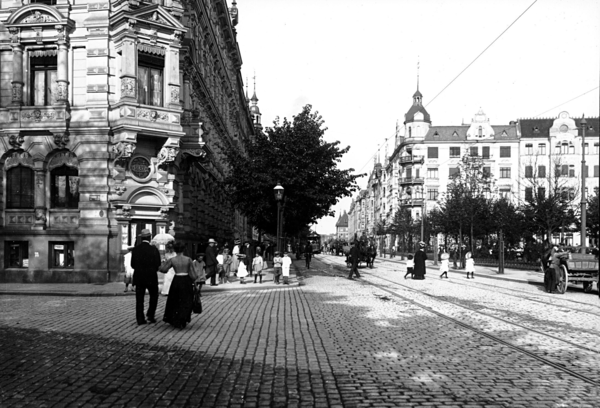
[[0, 0, 256, 283]]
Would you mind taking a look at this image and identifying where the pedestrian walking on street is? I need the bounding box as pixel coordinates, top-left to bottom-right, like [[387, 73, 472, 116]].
[[231, 239, 241, 276], [130, 229, 162, 325], [304, 241, 313, 269], [347, 241, 361, 280], [222, 248, 232, 284], [282, 252, 292, 284], [252, 251, 264, 283], [192, 252, 206, 296], [205, 238, 218, 286], [404, 254, 414, 279], [465, 252, 475, 279], [160, 241, 176, 296], [273, 251, 283, 284], [547, 244, 569, 293], [391, 245, 396, 258], [216, 249, 225, 284], [123, 246, 135, 292], [439, 251, 450, 279], [413, 241, 427, 280], [237, 254, 248, 284], [159, 241, 195, 329], [244, 241, 254, 277]]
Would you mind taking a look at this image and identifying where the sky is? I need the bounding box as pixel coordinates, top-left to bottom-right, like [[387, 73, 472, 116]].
[[231, 0, 600, 234]]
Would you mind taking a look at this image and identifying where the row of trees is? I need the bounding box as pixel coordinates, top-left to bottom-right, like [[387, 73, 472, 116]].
[[386, 153, 599, 258]]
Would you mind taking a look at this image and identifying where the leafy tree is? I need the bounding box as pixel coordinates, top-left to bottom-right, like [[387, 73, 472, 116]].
[[222, 105, 361, 236], [490, 197, 525, 247], [389, 207, 419, 253], [585, 188, 599, 243]]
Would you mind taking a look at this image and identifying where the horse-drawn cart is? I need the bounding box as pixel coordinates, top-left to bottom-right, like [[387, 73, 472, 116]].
[[554, 253, 599, 294]]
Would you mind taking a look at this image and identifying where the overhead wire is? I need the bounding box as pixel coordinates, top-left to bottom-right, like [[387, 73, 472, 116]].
[[534, 86, 599, 117]]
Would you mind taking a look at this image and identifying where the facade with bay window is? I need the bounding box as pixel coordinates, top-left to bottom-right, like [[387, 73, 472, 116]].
[[0, 0, 255, 282]]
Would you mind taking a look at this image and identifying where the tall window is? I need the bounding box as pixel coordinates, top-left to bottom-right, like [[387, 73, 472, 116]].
[[568, 144, 575, 155], [478, 126, 482, 137], [595, 143, 599, 154], [568, 165, 575, 178], [449, 146, 461, 157], [538, 187, 546, 199], [499, 188, 511, 198], [594, 165, 599, 177], [584, 143, 589, 154], [538, 165, 546, 178], [51, 166, 80, 208], [525, 187, 533, 201], [483, 166, 491, 177], [30, 55, 58, 106], [500, 167, 511, 178], [560, 165, 569, 176], [538, 143, 546, 155], [427, 188, 438, 201], [561, 143, 569, 154], [427, 168, 438, 179], [470, 146, 478, 157], [525, 166, 533, 178], [500, 146, 511, 158], [6, 166, 34, 209], [427, 147, 438, 158], [482, 146, 490, 159], [449, 167, 459, 178], [525, 144, 533, 155], [138, 54, 164, 107]]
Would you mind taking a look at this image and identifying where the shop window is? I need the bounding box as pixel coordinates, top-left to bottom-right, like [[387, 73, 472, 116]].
[[5, 241, 29, 268], [49, 242, 75, 269], [449, 146, 461, 157], [500, 146, 511, 158], [138, 54, 164, 107], [30, 55, 58, 106], [6, 166, 34, 209], [51, 165, 80, 208]]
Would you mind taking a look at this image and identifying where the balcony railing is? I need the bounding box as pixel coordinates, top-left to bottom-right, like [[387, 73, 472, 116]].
[[398, 155, 424, 165], [399, 198, 425, 207], [399, 177, 424, 185]]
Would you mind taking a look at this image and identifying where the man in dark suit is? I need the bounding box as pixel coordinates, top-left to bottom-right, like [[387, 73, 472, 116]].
[[205, 238, 218, 286], [130, 229, 161, 325], [347, 241, 361, 280], [244, 241, 254, 277], [304, 241, 313, 269]]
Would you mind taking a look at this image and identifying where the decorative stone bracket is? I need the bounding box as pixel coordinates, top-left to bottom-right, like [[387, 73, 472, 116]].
[[157, 138, 180, 168], [112, 141, 136, 165]]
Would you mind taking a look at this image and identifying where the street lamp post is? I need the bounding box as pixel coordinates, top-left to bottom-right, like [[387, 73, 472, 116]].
[[580, 116, 587, 254], [274, 183, 284, 254]]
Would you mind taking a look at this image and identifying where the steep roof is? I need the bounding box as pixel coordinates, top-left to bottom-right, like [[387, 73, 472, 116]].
[[424, 125, 517, 141], [518, 118, 554, 138], [335, 211, 348, 228]]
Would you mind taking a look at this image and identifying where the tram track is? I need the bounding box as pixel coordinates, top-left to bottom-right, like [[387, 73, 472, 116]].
[[313, 256, 600, 387]]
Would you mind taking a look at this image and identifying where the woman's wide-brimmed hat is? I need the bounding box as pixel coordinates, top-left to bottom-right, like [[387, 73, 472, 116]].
[[234, 239, 241, 244], [208, 238, 217, 244], [418, 241, 426, 247]]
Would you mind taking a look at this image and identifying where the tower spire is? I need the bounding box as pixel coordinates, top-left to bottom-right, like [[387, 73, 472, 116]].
[[417, 56, 420, 92]]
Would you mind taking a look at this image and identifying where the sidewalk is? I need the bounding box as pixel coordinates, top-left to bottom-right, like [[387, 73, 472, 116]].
[[0, 264, 301, 297]]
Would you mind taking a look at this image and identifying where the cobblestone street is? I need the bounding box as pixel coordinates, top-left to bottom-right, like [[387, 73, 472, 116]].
[[1, 256, 599, 407]]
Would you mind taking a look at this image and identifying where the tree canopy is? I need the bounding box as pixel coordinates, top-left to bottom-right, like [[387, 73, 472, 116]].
[[222, 105, 361, 236]]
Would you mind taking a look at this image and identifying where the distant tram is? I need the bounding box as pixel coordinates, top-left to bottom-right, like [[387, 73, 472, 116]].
[[307, 233, 322, 254]]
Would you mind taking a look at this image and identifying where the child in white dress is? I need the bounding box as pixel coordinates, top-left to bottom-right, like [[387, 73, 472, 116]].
[[439, 252, 450, 279], [403, 254, 414, 279], [282, 252, 292, 284], [465, 251, 475, 279]]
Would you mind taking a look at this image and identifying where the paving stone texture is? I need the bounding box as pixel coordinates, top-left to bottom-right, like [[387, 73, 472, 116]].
[[1, 255, 599, 407]]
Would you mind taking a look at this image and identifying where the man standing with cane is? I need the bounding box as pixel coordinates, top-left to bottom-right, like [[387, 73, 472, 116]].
[[130, 229, 161, 325], [205, 238, 218, 286]]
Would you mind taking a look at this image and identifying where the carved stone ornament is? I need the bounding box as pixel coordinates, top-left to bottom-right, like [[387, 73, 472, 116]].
[[55, 25, 66, 41], [147, 11, 169, 25], [114, 185, 127, 196], [169, 86, 180, 104], [11, 83, 23, 103], [48, 151, 78, 170], [36, 172, 44, 188], [35, 209, 47, 223], [116, 204, 132, 218], [21, 11, 58, 24], [121, 77, 136, 98], [137, 109, 168, 122], [157, 146, 179, 167], [8, 134, 24, 149], [22, 109, 55, 122], [112, 141, 136, 163], [57, 82, 68, 100], [160, 207, 170, 220], [5, 151, 34, 170], [53, 133, 70, 148]]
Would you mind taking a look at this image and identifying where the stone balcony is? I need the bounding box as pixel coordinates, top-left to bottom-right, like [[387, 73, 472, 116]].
[[399, 177, 424, 185], [398, 155, 424, 165]]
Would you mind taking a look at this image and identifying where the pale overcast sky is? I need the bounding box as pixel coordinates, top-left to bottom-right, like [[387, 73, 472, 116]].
[[232, 0, 600, 234]]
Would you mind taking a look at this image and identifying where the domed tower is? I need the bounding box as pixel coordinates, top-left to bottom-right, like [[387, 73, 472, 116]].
[[249, 75, 262, 133], [403, 87, 431, 139]]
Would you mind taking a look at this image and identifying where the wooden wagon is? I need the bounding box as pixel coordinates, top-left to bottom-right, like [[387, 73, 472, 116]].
[[554, 253, 599, 294]]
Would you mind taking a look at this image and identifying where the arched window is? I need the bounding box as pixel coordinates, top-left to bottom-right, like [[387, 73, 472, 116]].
[[51, 165, 79, 208], [478, 126, 483, 137], [6, 166, 34, 209]]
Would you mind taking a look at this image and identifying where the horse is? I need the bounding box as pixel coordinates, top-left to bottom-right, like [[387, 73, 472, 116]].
[[366, 245, 377, 268]]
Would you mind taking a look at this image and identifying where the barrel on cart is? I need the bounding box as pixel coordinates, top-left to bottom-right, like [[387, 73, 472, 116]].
[[554, 253, 599, 294]]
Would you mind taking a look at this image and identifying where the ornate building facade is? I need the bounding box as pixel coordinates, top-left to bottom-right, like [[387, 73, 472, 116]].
[[348, 87, 599, 248], [0, 0, 255, 282]]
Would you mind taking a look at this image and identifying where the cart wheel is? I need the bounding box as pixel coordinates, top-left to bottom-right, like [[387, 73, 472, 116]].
[[583, 282, 593, 293], [556, 265, 568, 294]]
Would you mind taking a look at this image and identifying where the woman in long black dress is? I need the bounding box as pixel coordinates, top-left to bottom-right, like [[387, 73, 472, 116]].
[[413, 241, 428, 280], [159, 241, 195, 329]]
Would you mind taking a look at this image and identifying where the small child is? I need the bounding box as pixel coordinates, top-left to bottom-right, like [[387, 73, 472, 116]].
[[404, 254, 414, 279], [222, 248, 232, 284], [192, 253, 207, 295], [237, 256, 248, 284], [439, 252, 450, 279], [273, 251, 283, 284], [465, 252, 475, 279], [216, 250, 225, 284], [282, 252, 292, 284], [252, 252, 264, 284], [123, 247, 135, 292]]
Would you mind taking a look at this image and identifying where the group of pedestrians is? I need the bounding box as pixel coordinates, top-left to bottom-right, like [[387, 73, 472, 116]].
[[129, 231, 295, 329]]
